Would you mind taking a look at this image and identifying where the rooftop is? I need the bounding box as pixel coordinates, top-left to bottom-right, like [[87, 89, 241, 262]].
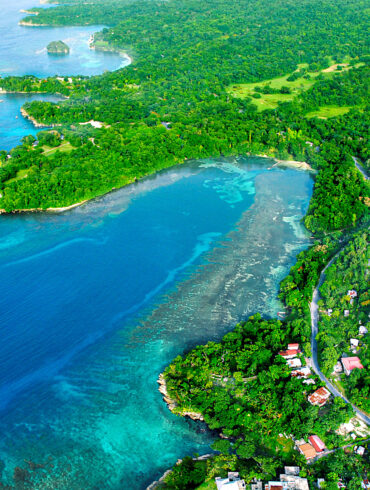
[[298, 442, 317, 460], [308, 387, 331, 406], [341, 356, 364, 372]]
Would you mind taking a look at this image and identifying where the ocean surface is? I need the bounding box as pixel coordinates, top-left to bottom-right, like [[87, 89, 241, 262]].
[[0, 2, 314, 488], [0, 0, 129, 78], [0, 157, 313, 488], [0, 0, 129, 150]]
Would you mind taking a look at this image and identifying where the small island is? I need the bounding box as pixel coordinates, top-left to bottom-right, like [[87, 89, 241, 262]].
[[47, 40, 70, 55]]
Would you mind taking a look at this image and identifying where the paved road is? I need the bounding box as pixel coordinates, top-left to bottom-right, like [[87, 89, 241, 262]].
[[352, 156, 369, 180], [309, 252, 370, 426]]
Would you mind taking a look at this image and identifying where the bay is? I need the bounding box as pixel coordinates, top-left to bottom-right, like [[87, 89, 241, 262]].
[[0, 157, 313, 488]]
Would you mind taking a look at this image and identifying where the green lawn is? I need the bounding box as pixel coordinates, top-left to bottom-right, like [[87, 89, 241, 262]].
[[4, 168, 29, 185], [42, 141, 74, 157], [305, 105, 352, 119], [227, 61, 363, 111]]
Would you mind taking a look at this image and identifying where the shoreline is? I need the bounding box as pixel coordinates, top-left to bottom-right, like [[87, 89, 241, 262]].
[[256, 154, 315, 172], [0, 200, 88, 215], [20, 107, 62, 128], [0, 153, 315, 215], [146, 453, 212, 490], [157, 373, 204, 421]]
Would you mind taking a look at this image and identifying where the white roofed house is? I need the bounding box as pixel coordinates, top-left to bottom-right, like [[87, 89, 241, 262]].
[[359, 325, 368, 335], [215, 472, 246, 490]]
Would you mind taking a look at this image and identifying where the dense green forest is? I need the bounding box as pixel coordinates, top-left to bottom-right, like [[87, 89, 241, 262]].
[[0, 0, 369, 231]]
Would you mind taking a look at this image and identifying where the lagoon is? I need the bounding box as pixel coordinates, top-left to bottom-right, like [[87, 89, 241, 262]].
[[0, 157, 313, 488]]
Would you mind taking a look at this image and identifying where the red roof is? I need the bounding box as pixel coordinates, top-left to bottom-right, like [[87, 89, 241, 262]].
[[279, 349, 299, 357], [341, 357, 364, 372], [308, 387, 331, 406], [288, 343, 300, 350], [308, 435, 326, 452]]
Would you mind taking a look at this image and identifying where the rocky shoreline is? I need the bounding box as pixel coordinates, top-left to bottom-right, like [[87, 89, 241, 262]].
[[157, 373, 204, 421], [20, 107, 61, 128], [146, 453, 212, 489]]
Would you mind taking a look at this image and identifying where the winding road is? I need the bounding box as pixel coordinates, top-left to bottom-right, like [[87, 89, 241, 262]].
[[309, 252, 370, 426], [352, 156, 369, 181]]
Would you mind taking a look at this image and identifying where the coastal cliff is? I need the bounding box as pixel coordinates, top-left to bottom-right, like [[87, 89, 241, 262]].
[[157, 374, 204, 422]]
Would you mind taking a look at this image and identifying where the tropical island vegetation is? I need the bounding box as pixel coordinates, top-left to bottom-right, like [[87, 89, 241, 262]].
[[0, 0, 368, 486], [46, 40, 70, 55]]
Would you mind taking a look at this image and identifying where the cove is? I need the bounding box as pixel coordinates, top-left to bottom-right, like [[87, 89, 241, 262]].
[[0, 157, 313, 488], [0, 0, 129, 78]]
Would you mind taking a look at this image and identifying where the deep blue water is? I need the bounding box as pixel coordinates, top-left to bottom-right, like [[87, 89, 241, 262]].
[[0, 2, 314, 488], [0, 157, 313, 488]]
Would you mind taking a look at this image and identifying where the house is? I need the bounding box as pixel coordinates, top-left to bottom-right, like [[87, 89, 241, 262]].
[[327, 309, 333, 316], [308, 435, 326, 453], [356, 446, 365, 456], [303, 378, 316, 385], [344, 310, 350, 317], [359, 325, 368, 335], [284, 467, 300, 476], [305, 141, 314, 147], [279, 349, 299, 359], [347, 290, 357, 298], [332, 361, 343, 374], [288, 343, 300, 351], [215, 472, 246, 490], [341, 357, 364, 376], [287, 358, 302, 368], [362, 479, 370, 489], [297, 442, 317, 460], [317, 479, 325, 489], [252, 468, 309, 490], [308, 387, 331, 407], [350, 339, 359, 348], [291, 367, 311, 379]]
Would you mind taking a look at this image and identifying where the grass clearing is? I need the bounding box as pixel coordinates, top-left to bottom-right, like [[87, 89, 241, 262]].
[[227, 61, 364, 111], [305, 105, 352, 119], [42, 141, 74, 157], [4, 168, 29, 185]]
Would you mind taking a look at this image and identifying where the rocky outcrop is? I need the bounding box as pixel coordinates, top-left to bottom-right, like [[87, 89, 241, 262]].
[[157, 373, 204, 421]]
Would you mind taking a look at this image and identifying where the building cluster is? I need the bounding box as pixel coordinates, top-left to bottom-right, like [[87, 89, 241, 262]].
[[278, 344, 314, 385], [251, 466, 309, 490], [216, 472, 246, 490], [296, 435, 326, 461]]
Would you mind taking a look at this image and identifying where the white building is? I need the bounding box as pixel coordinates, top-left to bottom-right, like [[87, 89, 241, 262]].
[[215, 472, 246, 490]]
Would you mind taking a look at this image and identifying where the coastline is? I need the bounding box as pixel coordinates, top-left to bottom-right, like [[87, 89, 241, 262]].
[[0, 200, 88, 215], [0, 153, 315, 215], [256, 154, 315, 172], [20, 107, 62, 128], [157, 373, 204, 421], [146, 453, 212, 490]]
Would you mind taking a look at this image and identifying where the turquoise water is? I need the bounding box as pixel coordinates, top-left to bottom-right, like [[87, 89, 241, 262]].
[[0, 0, 129, 78], [0, 157, 313, 488], [0, 0, 130, 150], [0, 93, 63, 151]]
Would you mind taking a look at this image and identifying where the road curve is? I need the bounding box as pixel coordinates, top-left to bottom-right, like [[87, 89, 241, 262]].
[[352, 156, 369, 181], [309, 252, 370, 426]]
